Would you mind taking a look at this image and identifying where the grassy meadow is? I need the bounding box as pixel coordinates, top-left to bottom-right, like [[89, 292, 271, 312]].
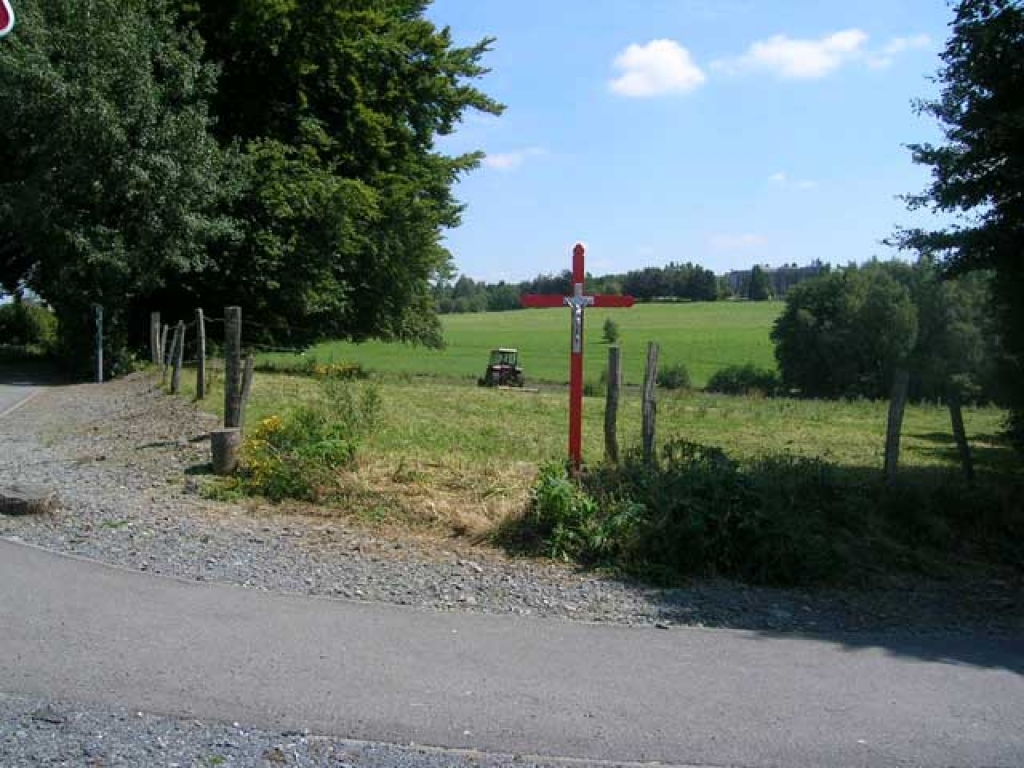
[[184, 365, 1013, 536], [258, 301, 782, 387]]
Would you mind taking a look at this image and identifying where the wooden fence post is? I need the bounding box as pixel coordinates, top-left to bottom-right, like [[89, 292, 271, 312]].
[[642, 342, 660, 466], [150, 312, 161, 365], [947, 385, 975, 485], [160, 324, 171, 384], [224, 306, 243, 428], [171, 321, 185, 394], [883, 368, 910, 484], [238, 352, 255, 428], [604, 345, 621, 464], [195, 308, 206, 400]]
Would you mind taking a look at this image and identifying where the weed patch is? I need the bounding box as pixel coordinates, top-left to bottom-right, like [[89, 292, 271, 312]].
[[237, 379, 380, 502], [504, 439, 1023, 586]]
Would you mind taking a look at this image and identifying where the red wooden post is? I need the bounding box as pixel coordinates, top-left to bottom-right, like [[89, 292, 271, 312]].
[[522, 243, 634, 469]]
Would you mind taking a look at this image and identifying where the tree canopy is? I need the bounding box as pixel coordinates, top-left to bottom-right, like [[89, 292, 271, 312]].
[[895, 0, 1024, 444], [0, 0, 232, 368], [1, 0, 502, 370], [771, 260, 1001, 402]]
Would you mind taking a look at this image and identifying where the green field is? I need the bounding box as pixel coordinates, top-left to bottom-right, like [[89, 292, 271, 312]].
[[259, 301, 782, 387], [186, 367, 1013, 534], [191, 299, 1015, 539]]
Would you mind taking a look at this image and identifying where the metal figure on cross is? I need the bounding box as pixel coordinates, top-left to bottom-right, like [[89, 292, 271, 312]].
[[0, 0, 15, 39], [522, 243, 635, 469]]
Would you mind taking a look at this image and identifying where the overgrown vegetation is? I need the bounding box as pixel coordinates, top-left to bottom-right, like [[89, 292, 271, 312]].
[[236, 380, 380, 502], [510, 440, 1022, 586]]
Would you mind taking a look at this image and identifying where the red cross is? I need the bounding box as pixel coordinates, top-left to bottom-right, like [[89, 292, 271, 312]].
[[522, 243, 635, 469], [0, 1, 14, 38]]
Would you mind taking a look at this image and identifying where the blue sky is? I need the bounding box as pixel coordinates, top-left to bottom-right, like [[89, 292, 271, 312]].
[[427, 0, 953, 282]]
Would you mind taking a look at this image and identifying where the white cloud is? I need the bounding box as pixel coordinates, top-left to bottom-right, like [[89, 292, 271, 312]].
[[710, 233, 767, 250], [715, 29, 868, 79], [769, 172, 816, 190], [482, 147, 546, 171], [609, 39, 707, 98], [868, 33, 932, 69], [715, 29, 933, 79]]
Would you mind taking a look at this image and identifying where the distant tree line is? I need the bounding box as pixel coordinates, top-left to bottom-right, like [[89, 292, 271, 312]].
[[436, 261, 734, 314]]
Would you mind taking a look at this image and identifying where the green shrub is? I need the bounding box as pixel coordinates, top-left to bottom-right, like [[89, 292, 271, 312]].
[[602, 318, 620, 344], [656, 362, 691, 390], [515, 439, 1023, 587], [239, 379, 380, 501], [0, 301, 57, 352], [706, 364, 779, 396]]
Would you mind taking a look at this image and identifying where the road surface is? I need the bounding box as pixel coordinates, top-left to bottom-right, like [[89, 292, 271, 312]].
[[1, 539, 1022, 767]]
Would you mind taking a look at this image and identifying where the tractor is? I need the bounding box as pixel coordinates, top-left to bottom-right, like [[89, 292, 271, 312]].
[[478, 348, 524, 387]]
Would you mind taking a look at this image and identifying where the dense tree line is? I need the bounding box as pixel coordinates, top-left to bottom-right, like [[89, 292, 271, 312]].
[[0, 0, 500, 371]]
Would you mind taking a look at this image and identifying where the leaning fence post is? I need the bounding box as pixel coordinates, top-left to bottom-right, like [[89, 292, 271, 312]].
[[604, 345, 622, 463], [150, 312, 161, 365], [171, 321, 185, 394], [947, 384, 975, 485], [883, 368, 910, 484], [195, 308, 207, 400], [224, 306, 243, 428], [94, 305, 103, 384], [642, 342, 660, 465]]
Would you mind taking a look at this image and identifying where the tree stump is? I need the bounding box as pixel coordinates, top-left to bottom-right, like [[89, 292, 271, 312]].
[[0, 484, 58, 516], [211, 428, 242, 475]]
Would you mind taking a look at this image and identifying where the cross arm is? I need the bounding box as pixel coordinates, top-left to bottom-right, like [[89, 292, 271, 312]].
[[521, 294, 567, 308]]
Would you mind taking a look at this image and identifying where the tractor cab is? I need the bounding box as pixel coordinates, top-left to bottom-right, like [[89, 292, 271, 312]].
[[478, 348, 524, 387]]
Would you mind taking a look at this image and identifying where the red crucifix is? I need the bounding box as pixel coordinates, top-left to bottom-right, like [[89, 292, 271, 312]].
[[522, 243, 635, 468], [0, 0, 14, 38]]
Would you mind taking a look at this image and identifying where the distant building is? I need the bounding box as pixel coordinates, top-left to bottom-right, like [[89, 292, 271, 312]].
[[723, 261, 827, 297]]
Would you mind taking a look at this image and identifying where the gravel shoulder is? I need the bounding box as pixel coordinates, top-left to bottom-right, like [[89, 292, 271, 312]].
[[1, 372, 1021, 636], [0, 692, 626, 768]]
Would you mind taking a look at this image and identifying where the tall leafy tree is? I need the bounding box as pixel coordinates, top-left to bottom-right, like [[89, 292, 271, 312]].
[[172, 0, 504, 347], [0, 0, 233, 371], [772, 264, 919, 399], [894, 0, 1024, 445]]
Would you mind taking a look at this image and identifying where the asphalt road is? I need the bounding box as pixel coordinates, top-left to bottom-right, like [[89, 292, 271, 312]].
[[1, 539, 1022, 767], [0, 382, 41, 418]]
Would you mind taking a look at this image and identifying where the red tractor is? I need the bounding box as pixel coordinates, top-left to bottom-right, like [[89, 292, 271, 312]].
[[478, 348, 524, 387]]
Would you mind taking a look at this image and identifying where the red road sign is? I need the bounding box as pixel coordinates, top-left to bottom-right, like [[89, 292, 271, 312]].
[[0, 1, 14, 38], [521, 243, 635, 468]]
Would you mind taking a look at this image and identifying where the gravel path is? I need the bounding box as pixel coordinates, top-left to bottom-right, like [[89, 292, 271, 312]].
[[1, 372, 1021, 636]]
